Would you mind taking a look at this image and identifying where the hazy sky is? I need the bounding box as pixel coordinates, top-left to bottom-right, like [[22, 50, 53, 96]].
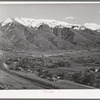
[[0, 4, 100, 25]]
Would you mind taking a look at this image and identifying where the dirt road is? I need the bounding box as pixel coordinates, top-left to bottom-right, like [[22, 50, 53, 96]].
[[0, 60, 61, 89]]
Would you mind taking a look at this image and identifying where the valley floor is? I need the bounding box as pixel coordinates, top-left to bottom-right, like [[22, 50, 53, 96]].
[[0, 49, 100, 89]]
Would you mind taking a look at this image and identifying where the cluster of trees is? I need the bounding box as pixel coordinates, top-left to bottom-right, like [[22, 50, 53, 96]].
[[72, 70, 95, 86], [6, 56, 71, 71]]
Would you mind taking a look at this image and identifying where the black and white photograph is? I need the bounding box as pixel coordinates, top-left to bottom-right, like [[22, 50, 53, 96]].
[[0, 2, 100, 90]]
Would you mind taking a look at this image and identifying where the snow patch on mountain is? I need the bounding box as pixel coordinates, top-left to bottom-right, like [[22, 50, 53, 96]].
[[15, 18, 35, 27], [14, 18, 74, 28], [84, 23, 100, 30], [2, 18, 13, 26]]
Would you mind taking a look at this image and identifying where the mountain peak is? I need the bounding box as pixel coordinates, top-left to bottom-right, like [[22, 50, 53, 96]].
[[2, 18, 13, 26]]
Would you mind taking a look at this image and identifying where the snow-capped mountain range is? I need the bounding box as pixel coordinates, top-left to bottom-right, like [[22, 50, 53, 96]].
[[0, 17, 100, 51], [1, 18, 100, 31]]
